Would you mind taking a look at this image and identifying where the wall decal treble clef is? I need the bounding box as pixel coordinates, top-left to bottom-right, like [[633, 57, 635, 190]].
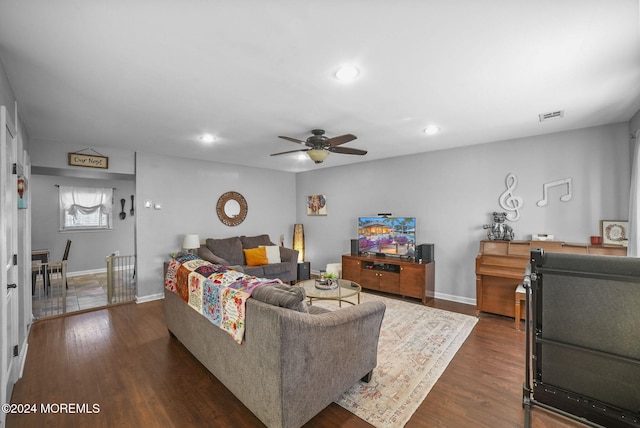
[[499, 173, 523, 221]]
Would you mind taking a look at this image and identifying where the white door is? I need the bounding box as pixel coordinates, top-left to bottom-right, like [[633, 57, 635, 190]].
[[0, 105, 19, 420]]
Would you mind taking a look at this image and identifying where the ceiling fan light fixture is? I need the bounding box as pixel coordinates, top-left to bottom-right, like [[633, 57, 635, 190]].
[[307, 149, 330, 163], [335, 65, 360, 82]]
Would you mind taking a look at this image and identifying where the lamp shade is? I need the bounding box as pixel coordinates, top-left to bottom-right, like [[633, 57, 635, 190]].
[[292, 224, 305, 262], [182, 234, 200, 250], [307, 149, 330, 163]]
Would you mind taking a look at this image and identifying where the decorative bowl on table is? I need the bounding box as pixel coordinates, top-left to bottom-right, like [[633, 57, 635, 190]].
[[315, 278, 338, 290]]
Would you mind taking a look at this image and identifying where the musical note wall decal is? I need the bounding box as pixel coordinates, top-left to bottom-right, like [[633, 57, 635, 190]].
[[537, 177, 572, 207], [499, 173, 523, 221]]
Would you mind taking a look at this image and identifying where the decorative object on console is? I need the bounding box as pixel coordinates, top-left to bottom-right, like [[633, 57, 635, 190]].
[[271, 129, 367, 164], [216, 191, 248, 226], [590, 235, 602, 245], [182, 234, 200, 255], [531, 234, 554, 241], [498, 173, 523, 221], [307, 194, 327, 215], [482, 211, 514, 241], [292, 224, 305, 262], [601, 220, 628, 245], [537, 177, 572, 207]]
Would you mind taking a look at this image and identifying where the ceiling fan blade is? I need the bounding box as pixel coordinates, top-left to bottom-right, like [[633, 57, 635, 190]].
[[270, 148, 309, 156], [327, 134, 357, 147], [331, 146, 367, 156], [278, 136, 306, 144]]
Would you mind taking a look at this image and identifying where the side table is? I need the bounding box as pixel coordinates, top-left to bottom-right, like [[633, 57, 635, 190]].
[[297, 262, 310, 281]]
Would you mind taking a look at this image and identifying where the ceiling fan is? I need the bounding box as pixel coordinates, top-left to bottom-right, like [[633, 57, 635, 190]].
[[271, 129, 367, 163]]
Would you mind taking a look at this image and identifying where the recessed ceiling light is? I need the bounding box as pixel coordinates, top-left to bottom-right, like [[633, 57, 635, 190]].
[[335, 65, 360, 82], [200, 134, 216, 143], [423, 126, 440, 135]]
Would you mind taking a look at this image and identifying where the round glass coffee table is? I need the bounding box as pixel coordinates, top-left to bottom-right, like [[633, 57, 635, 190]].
[[296, 279, 361, 307]]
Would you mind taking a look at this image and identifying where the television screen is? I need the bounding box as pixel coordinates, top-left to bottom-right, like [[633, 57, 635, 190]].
[[358, 217, 416, 257]]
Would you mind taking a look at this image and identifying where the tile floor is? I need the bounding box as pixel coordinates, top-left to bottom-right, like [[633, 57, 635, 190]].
[[32, 271, 136, 319]]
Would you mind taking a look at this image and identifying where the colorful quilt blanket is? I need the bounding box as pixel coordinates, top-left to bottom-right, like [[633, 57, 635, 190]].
[[165, 252, 282, 344]]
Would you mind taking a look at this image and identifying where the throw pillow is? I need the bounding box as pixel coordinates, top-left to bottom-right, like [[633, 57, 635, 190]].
[[243, 247, 268, 266], [260, 245, 281, 264]]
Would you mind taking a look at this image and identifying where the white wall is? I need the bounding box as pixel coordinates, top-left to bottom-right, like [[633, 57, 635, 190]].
[[135, 152, 297, 300], [296, 123, 631, 303]]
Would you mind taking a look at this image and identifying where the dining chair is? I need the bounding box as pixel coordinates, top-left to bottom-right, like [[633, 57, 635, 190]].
[[48, 239, 72, 290]]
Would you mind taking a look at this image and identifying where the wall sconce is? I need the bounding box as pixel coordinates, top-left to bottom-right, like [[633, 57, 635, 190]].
[[182, 234, 200, 255], [292, 224, 305, 262]]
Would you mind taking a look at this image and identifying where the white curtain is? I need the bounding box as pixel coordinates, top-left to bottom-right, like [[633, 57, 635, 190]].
[[628, 132, 640, 257], [59, 186, 113, 218]]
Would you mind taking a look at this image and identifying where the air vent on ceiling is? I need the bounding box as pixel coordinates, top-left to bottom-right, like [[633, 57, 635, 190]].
[[539, 110, 564, 122]]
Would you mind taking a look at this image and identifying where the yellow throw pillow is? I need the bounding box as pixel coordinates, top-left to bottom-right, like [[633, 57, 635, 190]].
[[243, 247, 268, 266]]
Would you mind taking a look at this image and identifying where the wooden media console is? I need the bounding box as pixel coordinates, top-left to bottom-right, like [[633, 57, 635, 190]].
[[342, 254, 435, 304]]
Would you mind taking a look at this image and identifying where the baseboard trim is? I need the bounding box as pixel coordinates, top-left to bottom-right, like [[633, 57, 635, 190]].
[[136, 293, 164, 304], [18, 338, 28, 380], [434, 291, 476, 306], [67, 268, 107, 277]]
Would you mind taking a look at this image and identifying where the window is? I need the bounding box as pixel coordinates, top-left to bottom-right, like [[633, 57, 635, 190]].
[[59, 186, 113, 231]]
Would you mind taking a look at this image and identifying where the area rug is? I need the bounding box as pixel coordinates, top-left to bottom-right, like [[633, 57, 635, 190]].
[[315, 292, 478, 428]]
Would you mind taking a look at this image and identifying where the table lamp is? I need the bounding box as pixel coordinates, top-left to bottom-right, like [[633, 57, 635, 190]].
[[182, 234, 200, 255]]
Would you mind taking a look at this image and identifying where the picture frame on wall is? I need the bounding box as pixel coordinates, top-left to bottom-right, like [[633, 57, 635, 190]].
[[600, 220, 628, 246], [307, 194, 327, 216], [17, 175, 27, 209]]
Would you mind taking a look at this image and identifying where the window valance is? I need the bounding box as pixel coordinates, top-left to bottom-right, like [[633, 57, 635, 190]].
[[59, 186, 113, 218]]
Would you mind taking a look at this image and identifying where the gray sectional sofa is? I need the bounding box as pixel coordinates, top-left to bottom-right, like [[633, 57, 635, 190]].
[[198, 234, 299, 283], [164, 282, 386, 428]]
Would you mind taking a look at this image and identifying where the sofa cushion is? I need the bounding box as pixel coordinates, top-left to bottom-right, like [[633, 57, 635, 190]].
[[262, 262, 289, 276], [243, 247, 268, 266], [240, 234, 273, 249], [242, 265, 265, 277], [251, 283, 308, 313], [260, 245, 282, 264], [206, 237, 244, 266]]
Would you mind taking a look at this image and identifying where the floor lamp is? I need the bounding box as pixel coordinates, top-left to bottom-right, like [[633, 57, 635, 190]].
[[292, 224, 305, 263]]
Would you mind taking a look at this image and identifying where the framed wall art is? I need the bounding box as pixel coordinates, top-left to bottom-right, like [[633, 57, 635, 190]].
[[17, 175, 27, 209], [307, 194, 327, 216], [600, 220, 628, 246]]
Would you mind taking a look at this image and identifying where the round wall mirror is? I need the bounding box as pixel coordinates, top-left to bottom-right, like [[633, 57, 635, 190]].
[[216, 191, 248, 226]]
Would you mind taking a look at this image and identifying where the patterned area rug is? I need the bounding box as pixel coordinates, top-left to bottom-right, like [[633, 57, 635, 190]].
[[315, 292, 478, 428]]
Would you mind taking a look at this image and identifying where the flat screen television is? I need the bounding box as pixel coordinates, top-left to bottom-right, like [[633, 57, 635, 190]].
[[358, 217, 416, 257]]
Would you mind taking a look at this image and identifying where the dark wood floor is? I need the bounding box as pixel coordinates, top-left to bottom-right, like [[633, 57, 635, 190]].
[[8, 296, 586, 427]]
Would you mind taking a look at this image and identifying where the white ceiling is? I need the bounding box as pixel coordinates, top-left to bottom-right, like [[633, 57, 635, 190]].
[[1, 0, 639, 173]]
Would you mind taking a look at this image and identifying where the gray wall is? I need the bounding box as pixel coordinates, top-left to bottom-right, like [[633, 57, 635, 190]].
[[135, 152, 297, 300], [24, 122, 635, 303], [28, 140, 136, 274], [30, 174, 135, 273], [296, 123, 631, 303]]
